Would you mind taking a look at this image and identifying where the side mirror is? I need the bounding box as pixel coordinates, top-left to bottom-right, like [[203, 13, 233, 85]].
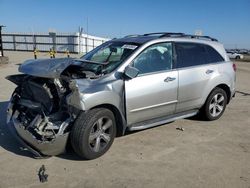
[[124, 66, 139, 79]]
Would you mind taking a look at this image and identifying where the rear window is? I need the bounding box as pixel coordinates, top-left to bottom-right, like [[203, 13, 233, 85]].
[[175, 42, 224, 68]]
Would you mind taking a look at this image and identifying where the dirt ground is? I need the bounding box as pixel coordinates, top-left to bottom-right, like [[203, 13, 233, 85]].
[[0, 51, 250, 188]]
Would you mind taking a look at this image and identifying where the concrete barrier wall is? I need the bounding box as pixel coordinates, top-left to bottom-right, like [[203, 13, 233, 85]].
[[2, 32, 109, 54]]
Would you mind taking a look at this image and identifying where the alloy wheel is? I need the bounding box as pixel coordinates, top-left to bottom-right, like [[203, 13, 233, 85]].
[[209, 93, 225, 117], [88, 117, 113, 152]]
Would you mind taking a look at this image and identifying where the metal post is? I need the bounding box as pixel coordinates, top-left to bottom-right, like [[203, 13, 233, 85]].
[[34, 47, 37, 59], [49, 48, 53, 58], [13, 35, 16, 51], [33, 34, 36, 50], [79, 27, 83, 54], [86, 17, 88, 53], [85, 37, 88, 53], [0, 25, 6, 57], [49, 31, 56, 53], [66, 49, 70, 58]]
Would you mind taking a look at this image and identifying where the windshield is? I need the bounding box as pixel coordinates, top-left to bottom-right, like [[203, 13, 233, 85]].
[[80, 41, 139, 74]]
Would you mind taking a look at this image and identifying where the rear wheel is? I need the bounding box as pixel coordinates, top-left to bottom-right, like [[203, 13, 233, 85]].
[[235, 56, 240, 59], [201, 87, 228, 121], [71, 108, 116, 159]]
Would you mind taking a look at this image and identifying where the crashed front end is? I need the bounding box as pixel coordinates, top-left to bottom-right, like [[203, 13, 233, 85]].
[[6, 74, 79, 157], [5, 58, 88, 157]]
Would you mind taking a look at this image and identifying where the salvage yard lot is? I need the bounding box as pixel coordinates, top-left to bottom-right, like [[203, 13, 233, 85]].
[[0, 51, 250, 188]]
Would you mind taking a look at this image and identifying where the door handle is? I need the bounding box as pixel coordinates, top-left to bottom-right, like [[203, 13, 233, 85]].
[[206, 69, 214, 74], [164, 77, 176, 82]]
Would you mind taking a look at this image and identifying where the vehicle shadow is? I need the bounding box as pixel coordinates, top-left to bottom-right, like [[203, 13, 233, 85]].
[[57, 147, 84, 161], [0, 101, 34, 158]]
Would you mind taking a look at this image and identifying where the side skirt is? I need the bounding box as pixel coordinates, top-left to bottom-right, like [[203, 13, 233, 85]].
[[128, 110, 198, 131]]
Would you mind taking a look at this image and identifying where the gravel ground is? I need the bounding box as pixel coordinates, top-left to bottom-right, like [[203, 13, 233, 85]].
[[0, 51, 249, 188]]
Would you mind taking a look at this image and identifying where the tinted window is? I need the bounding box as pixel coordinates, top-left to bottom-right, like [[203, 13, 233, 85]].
[[133, 43, 173, 75], [206, 45, 224, 63], [175, 42, 224, 68]]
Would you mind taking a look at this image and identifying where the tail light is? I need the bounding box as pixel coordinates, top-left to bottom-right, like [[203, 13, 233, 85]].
[[233, 63, 236, 71]]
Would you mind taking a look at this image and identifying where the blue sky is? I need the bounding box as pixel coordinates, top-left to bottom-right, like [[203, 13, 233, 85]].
[[0, 0, 250, 48]]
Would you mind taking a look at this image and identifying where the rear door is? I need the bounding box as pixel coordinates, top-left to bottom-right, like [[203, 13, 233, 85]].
[[125, 42, 178, 125], [174, 42, 225, 112]]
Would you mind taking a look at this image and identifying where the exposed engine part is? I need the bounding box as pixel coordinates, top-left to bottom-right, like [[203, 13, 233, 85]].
[[62, 65, 101, 79], [12, 108, 71, 142], [8, 75, 76, 143], [54, 78, 66, 94]]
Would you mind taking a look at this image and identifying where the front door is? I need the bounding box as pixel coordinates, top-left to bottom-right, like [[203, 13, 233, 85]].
[[125, 42, 178, 125]]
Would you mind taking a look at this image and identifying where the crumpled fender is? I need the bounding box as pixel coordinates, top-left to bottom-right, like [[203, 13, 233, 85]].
[[66, 78, 124, 112]]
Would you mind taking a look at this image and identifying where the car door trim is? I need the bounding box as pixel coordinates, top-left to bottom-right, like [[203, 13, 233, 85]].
[[130, 100, 178, 113]]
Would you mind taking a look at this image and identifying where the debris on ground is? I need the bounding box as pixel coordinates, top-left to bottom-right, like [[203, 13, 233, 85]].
[[38, 165, 48, 183], [139, 152, 143, 159], [176, 127, 185, 131]]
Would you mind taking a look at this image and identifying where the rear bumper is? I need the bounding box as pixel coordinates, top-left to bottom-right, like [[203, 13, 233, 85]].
[[232, 91, 236, 98], [231, 88, 236, 99]]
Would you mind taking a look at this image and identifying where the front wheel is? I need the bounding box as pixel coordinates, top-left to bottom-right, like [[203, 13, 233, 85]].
[[71, 108, 116, 160], [201, 88, 228, 121]]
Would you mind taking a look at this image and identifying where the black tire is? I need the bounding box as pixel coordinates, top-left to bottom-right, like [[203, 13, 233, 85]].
[[71, 108, 116, 160], [201, 87, 228, 121], [235, 56, 240, 60]]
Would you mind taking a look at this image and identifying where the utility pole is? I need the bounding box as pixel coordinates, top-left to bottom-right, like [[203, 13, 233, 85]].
[[31, 26, 36, 51], [86, 17, 88, 53], [49, 29, 57, 54]]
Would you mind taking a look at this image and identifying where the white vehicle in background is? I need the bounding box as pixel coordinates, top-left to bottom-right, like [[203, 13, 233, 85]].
[[227, 51, 244, 59]]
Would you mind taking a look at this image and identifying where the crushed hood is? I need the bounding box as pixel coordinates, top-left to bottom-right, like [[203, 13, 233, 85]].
[[19, 58, 76, 78]]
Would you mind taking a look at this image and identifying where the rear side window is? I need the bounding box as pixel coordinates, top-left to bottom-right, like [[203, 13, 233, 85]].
[[206, 45, 224, 63], [175, 42, 224, 68]]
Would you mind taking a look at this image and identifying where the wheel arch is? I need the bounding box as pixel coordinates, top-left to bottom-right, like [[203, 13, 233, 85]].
[[203, 83, 231, 107], [90, 104, 126, 136], [215, 84, 231, 104]]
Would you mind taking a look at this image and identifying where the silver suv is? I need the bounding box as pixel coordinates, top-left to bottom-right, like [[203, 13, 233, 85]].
[[6, 32, 236, 159]]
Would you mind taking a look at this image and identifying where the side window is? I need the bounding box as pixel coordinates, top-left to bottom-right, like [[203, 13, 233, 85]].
[[175, 42, 208, 68], [206, 45, 224, 63], [132, 43, 173, 75], [175, 42, 225, 68]]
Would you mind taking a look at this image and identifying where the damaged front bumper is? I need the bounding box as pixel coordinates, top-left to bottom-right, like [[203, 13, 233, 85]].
[[6, 102, 70, 158]]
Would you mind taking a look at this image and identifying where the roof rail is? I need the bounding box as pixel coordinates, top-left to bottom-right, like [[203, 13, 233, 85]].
[[183, 35, 218, 41], [123, 34, 141, 38], [159, 33, 185, 37], [143, 32, 185, 37], [123, 32, 218, 42]]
